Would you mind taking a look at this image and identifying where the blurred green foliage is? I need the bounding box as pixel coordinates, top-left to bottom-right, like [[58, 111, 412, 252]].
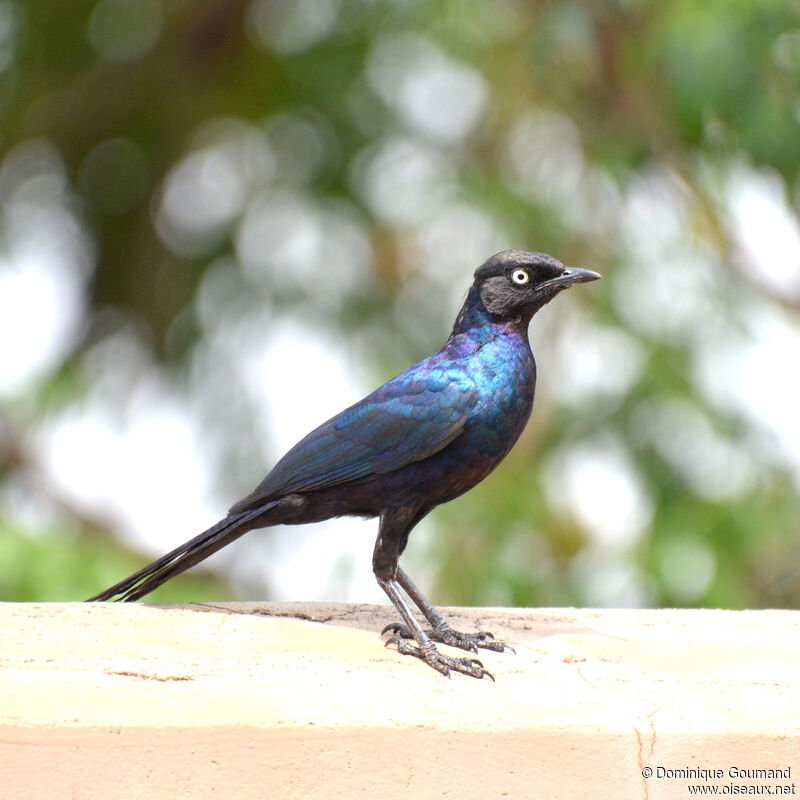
[[2, 0, 800, 608]]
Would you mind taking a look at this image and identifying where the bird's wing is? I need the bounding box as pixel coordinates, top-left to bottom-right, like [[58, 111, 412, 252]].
[[230, 363, 478, 512]]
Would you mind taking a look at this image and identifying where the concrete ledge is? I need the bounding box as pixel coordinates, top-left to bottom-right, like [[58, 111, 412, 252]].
[[2, 603, 799, 798]]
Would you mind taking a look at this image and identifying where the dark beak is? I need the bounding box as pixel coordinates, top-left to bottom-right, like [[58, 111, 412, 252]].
[[542, 266, 602, 291], [560, 267, 602, 285]]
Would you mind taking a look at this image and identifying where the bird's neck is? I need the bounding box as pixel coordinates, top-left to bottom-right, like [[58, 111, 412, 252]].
[[449, 286, 530, 346]]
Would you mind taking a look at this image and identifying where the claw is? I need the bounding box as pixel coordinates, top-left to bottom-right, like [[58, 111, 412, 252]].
[[384, 634, 494, 680], [382, 620, 514, 656], [381, 622, 406, 636]]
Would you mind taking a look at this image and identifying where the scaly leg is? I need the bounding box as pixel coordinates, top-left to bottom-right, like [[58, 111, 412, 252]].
[[378, 576, 492, 680], [382, 566, 514, 655], [373, 507, 494, 679]]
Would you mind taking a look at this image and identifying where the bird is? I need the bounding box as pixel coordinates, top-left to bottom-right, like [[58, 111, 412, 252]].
[[89, 250, 601, 679]]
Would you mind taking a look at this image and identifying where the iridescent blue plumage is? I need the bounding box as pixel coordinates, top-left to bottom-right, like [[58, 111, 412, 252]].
[[232, 285, 533, 513], [91, 250, 600, 680]]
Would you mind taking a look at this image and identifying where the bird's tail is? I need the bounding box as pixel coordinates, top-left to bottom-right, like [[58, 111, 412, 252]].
[[87, 504, 275, 603]]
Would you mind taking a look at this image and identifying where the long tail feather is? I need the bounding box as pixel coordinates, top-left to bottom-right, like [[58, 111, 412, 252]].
[[87, 505, 272, 602]]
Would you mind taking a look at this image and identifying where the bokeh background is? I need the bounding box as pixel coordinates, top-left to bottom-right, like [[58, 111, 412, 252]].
[[2, 0, 800, 608]]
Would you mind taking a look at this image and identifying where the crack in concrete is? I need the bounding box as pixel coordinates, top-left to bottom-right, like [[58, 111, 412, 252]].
[[568, 657, 659, 800], [188, 602, 381, 626], [189, 603, 337, 623], [634, 707, 659, 800], [105, 669, 194, 682], [635, 727, 649, 800]]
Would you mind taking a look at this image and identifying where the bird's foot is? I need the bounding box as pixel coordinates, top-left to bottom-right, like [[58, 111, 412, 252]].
[[384, 636, 494, 680], [382, 621, 514, 655]]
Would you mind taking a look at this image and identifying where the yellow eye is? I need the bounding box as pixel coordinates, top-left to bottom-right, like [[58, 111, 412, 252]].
[[511, 269, 529, 285]]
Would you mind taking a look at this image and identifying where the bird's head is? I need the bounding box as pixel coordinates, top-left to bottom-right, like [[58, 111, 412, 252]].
[[474, 250, 601, 322]]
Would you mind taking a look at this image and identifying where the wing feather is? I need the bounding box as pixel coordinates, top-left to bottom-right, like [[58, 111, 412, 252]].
[[230, 363, 478, 512]]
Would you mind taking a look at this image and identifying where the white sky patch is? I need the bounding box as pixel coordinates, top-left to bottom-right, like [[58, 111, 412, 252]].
[[0, 141, 93, 397], [0, 246, 84, 396], [544, 435, 653, 549], [545, 310, 645, 407], [235, 516, 386, 604], [156, 119, 273, 258], [612, 250, 721, 342], [725, 164, 800, 301], [506, 109, 584, 202], [505, 108, 620, 239], [621, 165, 692, 257], [264, 110, 335, 187], [35, 378, 223, 554], [693, 303, 800, 487], [235, 190, 372, 309], [632, 397, 756, 501], [613, 167, 726, 343], [367, 34, 488, 144], [350, 136, 457, 226], [231, 315, 368, 456]]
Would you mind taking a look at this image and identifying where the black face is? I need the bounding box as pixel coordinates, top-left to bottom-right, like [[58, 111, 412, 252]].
[[474, 250, 601, 320]]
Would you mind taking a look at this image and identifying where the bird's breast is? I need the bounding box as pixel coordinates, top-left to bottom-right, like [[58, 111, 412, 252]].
[[401, 338, 534, 507], [463, 336, 535, 455]]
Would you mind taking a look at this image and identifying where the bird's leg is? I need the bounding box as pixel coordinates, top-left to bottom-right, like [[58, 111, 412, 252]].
[[384, 567, 514, 655], [374, 508, 493, 679], [378, 576, 493, 680]]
